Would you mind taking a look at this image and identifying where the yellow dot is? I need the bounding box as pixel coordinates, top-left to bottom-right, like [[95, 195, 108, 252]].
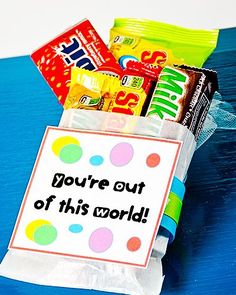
[[58, 95, 62, 101], [46, 53, 51, 58], [64, 71, 69, 76], [52, 66, 56, 71], [52, 136, 80, 156], [51, 76, 55, 82], [66, 82, 71, 87], [25, 220, 51, 241], [56, 83, 61, 88]]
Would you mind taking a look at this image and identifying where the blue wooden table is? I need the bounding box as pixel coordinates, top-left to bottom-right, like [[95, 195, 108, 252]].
[[0, 27, 235, 295]]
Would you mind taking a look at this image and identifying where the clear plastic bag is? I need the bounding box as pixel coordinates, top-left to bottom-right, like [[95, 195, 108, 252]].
[[0, 93, 235, 295]]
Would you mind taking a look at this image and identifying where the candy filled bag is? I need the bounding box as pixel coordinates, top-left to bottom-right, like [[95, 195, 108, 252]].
[[0, 92, 236, 294], [1, 17, 235, 295], [0, 110, 196, 295]]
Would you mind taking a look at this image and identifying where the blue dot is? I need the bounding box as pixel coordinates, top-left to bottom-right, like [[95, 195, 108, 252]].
[[90, 155, 104, 166], [69, 224, 83, 233]]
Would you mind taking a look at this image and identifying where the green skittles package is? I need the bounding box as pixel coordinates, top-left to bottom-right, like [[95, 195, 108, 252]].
[[109, 18, 219, 68]]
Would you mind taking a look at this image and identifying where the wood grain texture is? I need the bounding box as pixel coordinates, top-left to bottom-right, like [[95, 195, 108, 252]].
[[0, 27, 235, 295]]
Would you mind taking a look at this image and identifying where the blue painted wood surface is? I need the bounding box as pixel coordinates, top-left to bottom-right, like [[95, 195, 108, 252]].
[[0, 27, 235, 294]]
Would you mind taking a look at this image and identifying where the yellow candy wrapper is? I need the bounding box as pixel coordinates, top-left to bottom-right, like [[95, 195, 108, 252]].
[[109, 18, 219, 68], [64, 67, 150, 116]]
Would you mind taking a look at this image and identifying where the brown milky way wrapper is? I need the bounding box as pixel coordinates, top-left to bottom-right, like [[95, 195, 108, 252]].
[[146, 65, 218, 140]]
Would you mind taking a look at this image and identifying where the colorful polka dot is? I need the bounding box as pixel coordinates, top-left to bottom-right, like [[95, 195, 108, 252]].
[[59, 144, 83, 164], [90, 155, 104, 166], [89, 228, 113, 253], [25, 220, 57, 246], [146, 153, 161, 168], [110, 142, 134, 167], [127, 237, 141, 252], [69, 224, 83, 233], [52, 136, 80, 156], [25, 219, 51, 241], [34, 224, 57, 245], [52, 136, 82, 164]]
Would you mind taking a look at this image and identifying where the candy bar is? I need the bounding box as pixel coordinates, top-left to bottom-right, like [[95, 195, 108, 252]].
[[109, 18, 219, 68], [31, 19, 122, 105], [64, 66, 159, 116], [145, 66, 218, 139]]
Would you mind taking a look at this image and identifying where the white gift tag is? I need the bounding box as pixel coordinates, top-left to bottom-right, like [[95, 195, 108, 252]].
[[9, 126, 181, 268]]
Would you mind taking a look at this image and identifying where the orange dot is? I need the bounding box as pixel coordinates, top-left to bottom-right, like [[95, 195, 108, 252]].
[[146, 153, 160, 168], [56, 83, 61, 88], [64, 71, 69, 76], [52, 66, 56, 71], [46, 53, 51, 58], [127, 237, 141, 252], [45, 66, 49, 71], [51, 76, 55, 82]]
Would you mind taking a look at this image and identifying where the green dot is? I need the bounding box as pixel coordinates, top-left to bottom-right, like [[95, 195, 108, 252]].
[[59, 144, 83, 164], [34, 224, 57, 245]]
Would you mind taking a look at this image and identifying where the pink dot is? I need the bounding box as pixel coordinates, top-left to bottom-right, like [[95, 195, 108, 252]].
[[89, 227, 113, 253], [146, 153, 161, 167], [110, 142, 134, 167]]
